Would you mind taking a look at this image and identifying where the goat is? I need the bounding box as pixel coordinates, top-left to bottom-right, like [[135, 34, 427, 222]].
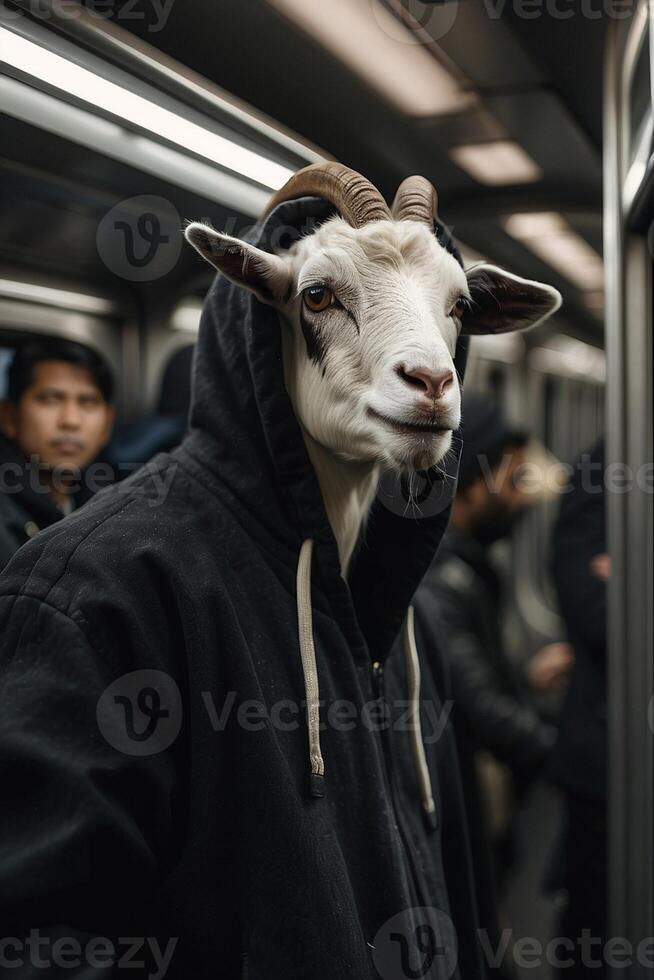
[[185, 164, 561, 572]]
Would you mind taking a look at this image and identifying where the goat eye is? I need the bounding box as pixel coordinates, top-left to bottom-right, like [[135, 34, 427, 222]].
[[450, 297, 469, 320], [303, 285, 334, 312]]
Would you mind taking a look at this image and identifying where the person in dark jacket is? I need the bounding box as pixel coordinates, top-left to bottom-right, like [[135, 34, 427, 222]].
[[0, 198, 483, 980], [0, 166, 560, 977], [0, 338, 114, 570], [414, 392, 571, 966], [550, 439, 607, 976]]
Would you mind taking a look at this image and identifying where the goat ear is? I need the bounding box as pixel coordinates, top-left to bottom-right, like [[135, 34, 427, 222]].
[[461, 264, 562, 335], [185, 223, 291, 305]]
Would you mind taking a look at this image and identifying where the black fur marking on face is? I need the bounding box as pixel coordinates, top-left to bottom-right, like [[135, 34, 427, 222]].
[[300, 307, 328, 365]]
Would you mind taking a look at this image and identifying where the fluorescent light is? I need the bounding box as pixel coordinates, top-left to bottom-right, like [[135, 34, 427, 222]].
[[265, 0, 475, 116], [1, 75, 270, 217], [504, 212, 565, 237], [171, 301, 203, 333], [0, 28, 294, 190], [449, 141, 542, 186], [469, 332, 525, 364], [530, 334, 606, 383], [504, 212, 604, 291], [0, 278, 115, 314]]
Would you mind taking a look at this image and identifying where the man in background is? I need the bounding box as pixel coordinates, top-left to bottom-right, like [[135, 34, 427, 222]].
[[550, 439, 607, 977], [0, 338, 114, 569], [415, 391, 572, 965]]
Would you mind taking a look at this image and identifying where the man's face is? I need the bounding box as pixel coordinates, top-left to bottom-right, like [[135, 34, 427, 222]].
[[492, 445, 531, 514], [1, 360, 114, 471], [466, 445, 533, 543]]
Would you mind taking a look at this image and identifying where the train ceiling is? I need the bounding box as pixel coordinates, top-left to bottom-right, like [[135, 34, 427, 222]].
[[0, 0, 618, 344]]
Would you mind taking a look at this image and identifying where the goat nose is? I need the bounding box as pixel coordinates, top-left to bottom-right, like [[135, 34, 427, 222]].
[[397, 364, 454, 400]]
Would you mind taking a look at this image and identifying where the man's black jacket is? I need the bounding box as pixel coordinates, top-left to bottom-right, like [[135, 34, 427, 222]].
[[414, 528, 555, 965], [416, 528, 555, 777], [0, 433, 71, 570], [549, 439, 607, 799], [0, 200, 483, 979]]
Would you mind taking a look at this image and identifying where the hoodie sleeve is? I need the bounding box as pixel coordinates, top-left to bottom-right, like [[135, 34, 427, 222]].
[[0, 593, 180, 973]]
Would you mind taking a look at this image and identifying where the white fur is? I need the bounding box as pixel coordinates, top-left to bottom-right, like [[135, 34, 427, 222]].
[[185, 215, 560, 573], [277, 218, 463, 571]]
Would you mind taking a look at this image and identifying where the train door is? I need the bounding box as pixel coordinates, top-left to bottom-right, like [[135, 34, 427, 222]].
[[604, 4, 654, 971]]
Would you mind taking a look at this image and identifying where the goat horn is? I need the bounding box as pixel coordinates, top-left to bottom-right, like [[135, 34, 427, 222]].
[[263, 162, 391, 228], [391, 176, 438, 225]]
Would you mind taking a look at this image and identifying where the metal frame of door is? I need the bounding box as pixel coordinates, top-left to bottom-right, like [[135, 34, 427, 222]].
[[604, 7, 654, 972]]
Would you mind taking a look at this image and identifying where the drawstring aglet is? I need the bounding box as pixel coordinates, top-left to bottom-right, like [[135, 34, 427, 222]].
[[297, 539, 326, 799], [422, 799, 438, 833], [309, 773, 326, 799]]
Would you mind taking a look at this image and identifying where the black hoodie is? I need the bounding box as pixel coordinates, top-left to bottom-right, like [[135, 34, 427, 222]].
[[0, 199, 483, 979]]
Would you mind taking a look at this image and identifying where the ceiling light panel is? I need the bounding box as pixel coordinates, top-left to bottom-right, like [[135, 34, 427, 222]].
[[449, 141, 542, 186], [0, 27, 294, 189], [504, 212, 604, 292], [265, 0, 475, 116], [0, 278, 115, 314]]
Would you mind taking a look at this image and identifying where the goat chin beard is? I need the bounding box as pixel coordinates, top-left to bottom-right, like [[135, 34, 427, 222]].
[[379, 428, 454, 474], [322, 425, 454, 473]]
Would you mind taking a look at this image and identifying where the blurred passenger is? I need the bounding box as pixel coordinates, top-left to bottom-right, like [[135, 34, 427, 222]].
[[0, 338, 114, 569], [550, 439, 607, 976], [414, 392, 572, 956], [105, 343, 193, 471]]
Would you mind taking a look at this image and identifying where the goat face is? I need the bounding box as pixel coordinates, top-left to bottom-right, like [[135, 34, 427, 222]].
[[277, 217, 466, 471], [186, 214, 560, 474]]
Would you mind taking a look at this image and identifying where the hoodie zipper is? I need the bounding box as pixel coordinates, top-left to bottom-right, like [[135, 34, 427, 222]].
[[371, 660, 431, 911]]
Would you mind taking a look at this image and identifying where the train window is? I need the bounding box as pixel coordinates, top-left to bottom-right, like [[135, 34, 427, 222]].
[[0, 346, 12, 399], [623, 0, 654, 208], [628, 18, 651, 162]]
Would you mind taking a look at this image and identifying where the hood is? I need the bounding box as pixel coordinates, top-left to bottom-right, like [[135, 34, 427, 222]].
[[186, 196, 469, 662]]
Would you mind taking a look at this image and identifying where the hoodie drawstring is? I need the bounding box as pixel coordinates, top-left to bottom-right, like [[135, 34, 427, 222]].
[[403, 606, 438, 831], [296, 541, 437, 828], [296, 539, 326, 798]]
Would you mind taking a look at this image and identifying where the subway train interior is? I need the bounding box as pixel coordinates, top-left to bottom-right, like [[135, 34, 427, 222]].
[[0, 1, 652, 978]]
